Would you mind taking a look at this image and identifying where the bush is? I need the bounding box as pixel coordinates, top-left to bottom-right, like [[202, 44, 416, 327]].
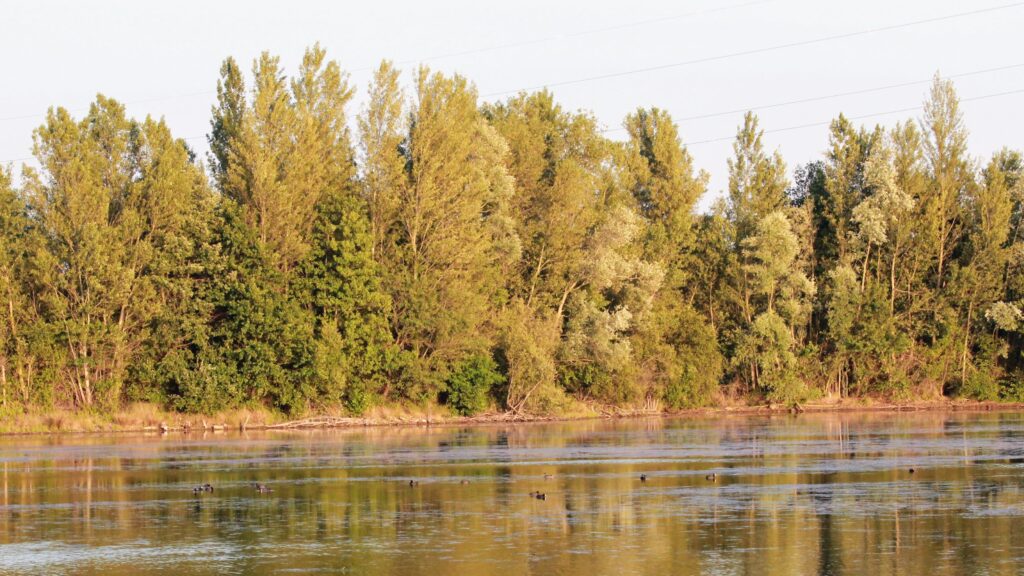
[[344, 381, 373, 416], [1000, 370, 1024, 402], [443, 354, 505, 416], [664, 364, 720, 409], [960, 370, 1000, 401]]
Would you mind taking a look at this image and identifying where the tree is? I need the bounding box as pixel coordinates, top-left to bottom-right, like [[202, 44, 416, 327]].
[[921, 75, 972, 288], [357, 61, 406, 260], [735, 211, 815, 396], [622, 107, 721, 406], [0, 166, 31, 408], [23, 97, 209, 408], [728, 112, 788, 243], [484, 91, 607, 319], [363, 66, 517, 399]]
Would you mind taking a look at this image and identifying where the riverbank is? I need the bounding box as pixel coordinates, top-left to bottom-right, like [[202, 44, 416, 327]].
[[2, 396, 1023, 436]]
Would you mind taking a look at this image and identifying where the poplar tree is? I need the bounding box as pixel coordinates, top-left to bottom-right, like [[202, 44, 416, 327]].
[[363, 66, 516, 398], [24, 97, 208, 408], [622, 107, 722, 406]]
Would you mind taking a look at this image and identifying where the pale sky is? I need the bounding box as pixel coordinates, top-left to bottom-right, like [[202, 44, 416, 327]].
[[2, 0, 1022, 210]]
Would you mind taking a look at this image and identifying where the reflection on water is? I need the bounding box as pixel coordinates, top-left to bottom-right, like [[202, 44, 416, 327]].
[[2, 412, 1024, 575]]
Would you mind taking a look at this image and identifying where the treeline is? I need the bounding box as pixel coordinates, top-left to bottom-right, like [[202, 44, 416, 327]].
[[1, 45, 1022, 416]]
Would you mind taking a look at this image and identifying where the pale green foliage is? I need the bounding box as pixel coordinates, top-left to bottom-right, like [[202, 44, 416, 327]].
[[735, 211, 814, 396], [498, 300, 563, 414], [735, 311, 804, 404], [23, 97, 209, 408], [985, 302, 1022, 333], [741, 211, 814, 320], [6, 55, 1024, 416], [364, 66, 519, 397], [728, 112, 788, 242], [854, 140, 916, 248], [216, 44, 356, 272]]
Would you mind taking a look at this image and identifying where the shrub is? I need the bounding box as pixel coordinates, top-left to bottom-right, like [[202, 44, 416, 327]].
[[444, 354, 505, 416], [961, 370, 1000, 401]]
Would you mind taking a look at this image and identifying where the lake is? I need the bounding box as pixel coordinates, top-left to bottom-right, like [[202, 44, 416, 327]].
[[2, 412, 1024, 575]]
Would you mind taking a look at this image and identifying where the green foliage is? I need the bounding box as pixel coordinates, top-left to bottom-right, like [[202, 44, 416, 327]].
[[444, 354, 505, 416], [962, 370, 1000, 402], [3, 56, 1023, 419], [735, 311, 805, 405], [497, 301, 564, 414]]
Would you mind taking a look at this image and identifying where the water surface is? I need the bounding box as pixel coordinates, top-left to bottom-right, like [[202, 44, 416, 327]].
[[2, 412, 1024, 575]]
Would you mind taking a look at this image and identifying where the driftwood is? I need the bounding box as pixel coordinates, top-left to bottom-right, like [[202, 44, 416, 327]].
[[264, 412, 554, 430], [267, 416, 367, 429]]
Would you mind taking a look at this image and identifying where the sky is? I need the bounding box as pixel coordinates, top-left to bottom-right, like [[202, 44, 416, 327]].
[[1, 0, 1022, 210]]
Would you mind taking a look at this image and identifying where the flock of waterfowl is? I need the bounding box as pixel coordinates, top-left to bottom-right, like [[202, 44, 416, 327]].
[[189, 468, 919, 498]]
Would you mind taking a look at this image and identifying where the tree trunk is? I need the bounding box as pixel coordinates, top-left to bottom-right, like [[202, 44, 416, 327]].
[[960, 298, 975, 383]]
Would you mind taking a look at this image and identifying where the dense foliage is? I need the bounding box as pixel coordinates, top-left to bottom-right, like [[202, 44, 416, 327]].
[[1, 47, 1021, 416]]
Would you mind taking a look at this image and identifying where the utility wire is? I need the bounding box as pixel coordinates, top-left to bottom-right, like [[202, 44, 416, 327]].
[[358, 0, 778, 72], [599, 62, 1024, 133], [0, 0, 774, 124], [682, 87, 1024, 146], [5, 86, 1021, 164], [3, 86, 1022, 164], [483, 2, 1024, 97]]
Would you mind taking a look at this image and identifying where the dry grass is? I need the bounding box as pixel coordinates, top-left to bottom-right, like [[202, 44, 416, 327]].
[[1, 396, 1022, 436], [0, 402, 286, 435]]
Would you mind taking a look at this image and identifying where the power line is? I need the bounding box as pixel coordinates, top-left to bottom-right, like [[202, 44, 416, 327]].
[[3, 83, 1021, 165], [598, 62, 1024, 133], [0, 90, 214, 123], [1, 135, 208, 165], [683, 87, 1024, 146], [357, 0, 778, 72], [0, 0, 775, 125], [482, 2, 1024, 97]]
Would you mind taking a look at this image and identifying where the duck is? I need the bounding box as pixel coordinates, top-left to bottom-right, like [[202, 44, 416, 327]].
[[543, 473, 554, 480], [534, 492, 546, 500], [253, 483, 274, 494], [192, 483, 214, 495], [409, 480, 420, 487], [908, 468, 916, 474], [705, 473, 717, 481], [640, 474, 647, 482], [460, 480, 470, 485]]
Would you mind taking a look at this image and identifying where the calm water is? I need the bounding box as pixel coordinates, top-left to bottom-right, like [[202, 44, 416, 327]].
[[2, 412, 1024, 575]]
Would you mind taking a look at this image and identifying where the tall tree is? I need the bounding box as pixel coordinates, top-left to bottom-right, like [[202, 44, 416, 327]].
[[622, 107, 721, 406], [921, 75, 972, 288], [24, 97, 208, 408], [363, 66, 517, 398]]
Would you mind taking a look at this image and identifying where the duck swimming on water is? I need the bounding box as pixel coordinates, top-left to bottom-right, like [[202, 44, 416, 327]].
[[192, 483, 214, 495], [253, 483, 274, 494]]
